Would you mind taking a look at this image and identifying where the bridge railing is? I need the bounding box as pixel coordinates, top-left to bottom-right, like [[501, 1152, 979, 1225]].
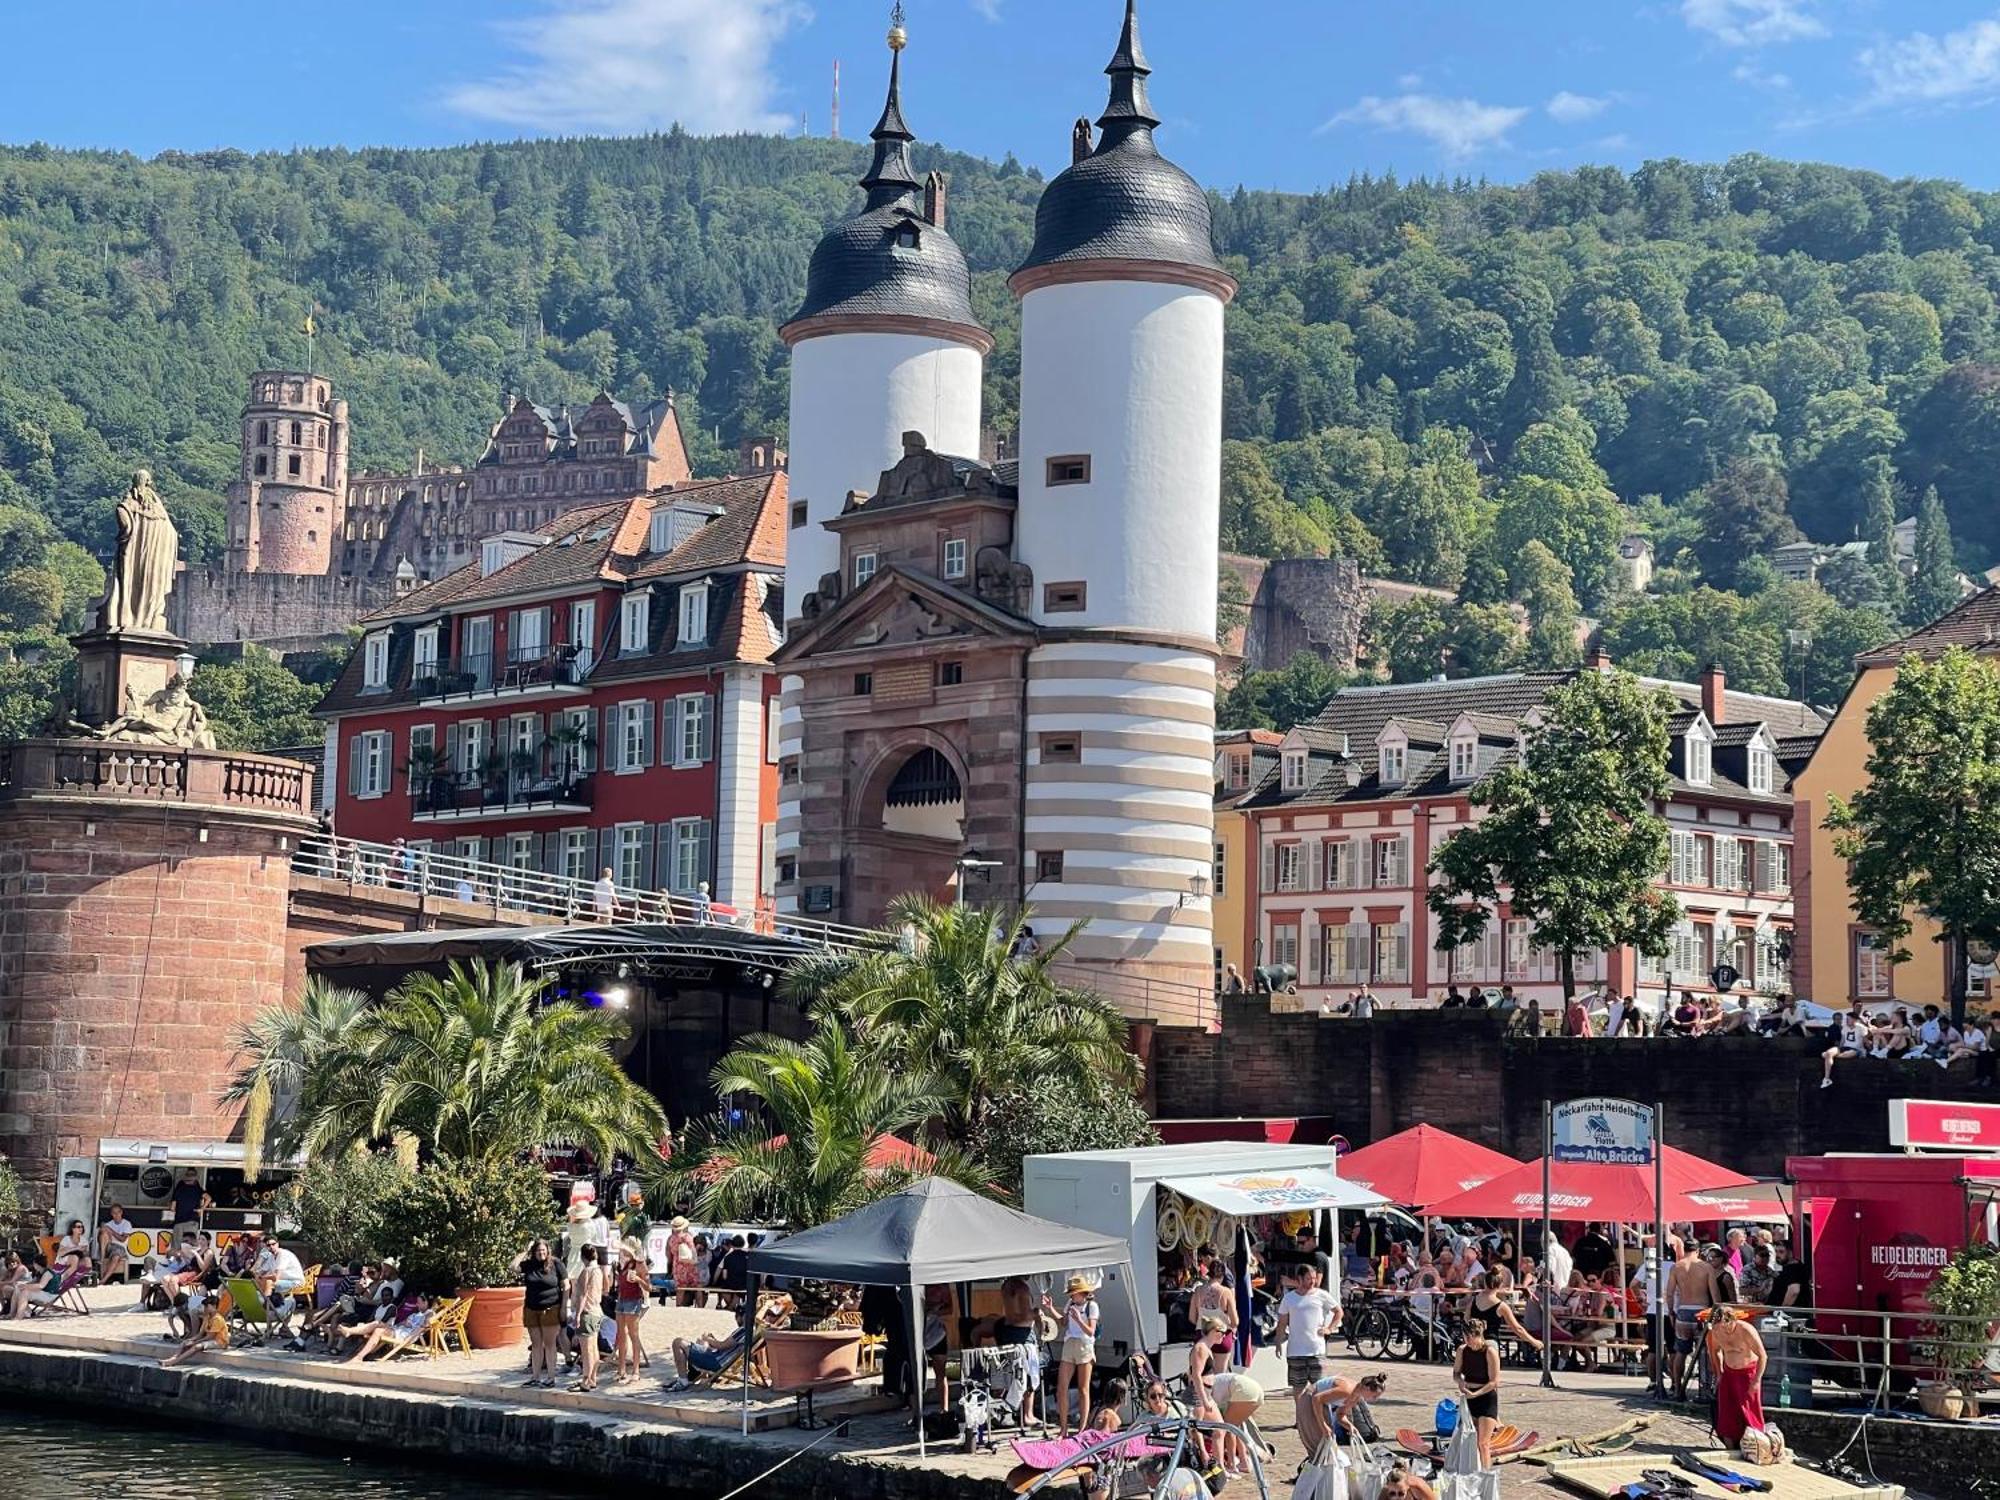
[[292, 833, 887, 954]]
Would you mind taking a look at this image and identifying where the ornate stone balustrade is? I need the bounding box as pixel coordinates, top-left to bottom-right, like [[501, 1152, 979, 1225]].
[[0, 738, 313, 821]]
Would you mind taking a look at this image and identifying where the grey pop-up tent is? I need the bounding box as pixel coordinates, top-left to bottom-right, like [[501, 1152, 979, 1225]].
[[742, 1177, 1138, 1455]]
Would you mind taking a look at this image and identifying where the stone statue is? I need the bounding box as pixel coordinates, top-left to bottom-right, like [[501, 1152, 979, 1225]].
[[97, 469, 178, 635], [75, 673, 215, 750]]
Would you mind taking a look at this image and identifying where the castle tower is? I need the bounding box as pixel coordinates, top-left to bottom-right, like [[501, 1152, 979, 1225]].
[[226, 370, 350, 575], [774, 10, 990, 909], [1009, 0, 1234, 989]]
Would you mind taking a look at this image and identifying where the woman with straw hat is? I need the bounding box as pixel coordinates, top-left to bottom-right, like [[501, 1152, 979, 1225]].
[[665, 1215, 701, 1307], [1044, 1275, 1100, 1437]]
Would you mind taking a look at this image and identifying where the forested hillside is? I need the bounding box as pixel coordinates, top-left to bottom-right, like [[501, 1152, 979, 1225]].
[[5, 131, 2000, 731]]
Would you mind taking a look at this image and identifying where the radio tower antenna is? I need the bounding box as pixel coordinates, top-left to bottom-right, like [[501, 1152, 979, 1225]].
[[831, 59, 841, 139]]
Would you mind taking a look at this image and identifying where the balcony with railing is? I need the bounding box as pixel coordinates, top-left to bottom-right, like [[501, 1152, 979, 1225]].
[[410, 645, 591, 706], [409, 768, 595, 822]]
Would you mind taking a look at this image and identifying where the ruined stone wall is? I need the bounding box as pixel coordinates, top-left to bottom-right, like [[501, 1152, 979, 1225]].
[[169, 566, 403, 648]]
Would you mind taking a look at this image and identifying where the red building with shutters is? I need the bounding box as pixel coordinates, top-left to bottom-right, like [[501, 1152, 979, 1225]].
[[315, 468, 788, 910]]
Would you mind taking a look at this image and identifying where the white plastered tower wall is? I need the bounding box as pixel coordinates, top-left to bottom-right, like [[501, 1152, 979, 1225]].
[[774, 330, 984, 908], [1014, 277, 1226, 985]]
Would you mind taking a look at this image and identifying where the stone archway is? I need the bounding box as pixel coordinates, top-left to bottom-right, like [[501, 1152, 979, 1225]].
[[844, 736, 972, 926]]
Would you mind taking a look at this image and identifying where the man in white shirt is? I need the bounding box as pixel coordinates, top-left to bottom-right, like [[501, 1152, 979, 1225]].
[[254, 1234, 308, 1304], [591, 867, 619, 922], [1543, 1233, 1573, 1294], [97, 1204, 137, 1284], [1274, 1261, 1341, 1394], [1353, 988, 1377, 1020], [1913, 1006, 1945, 1058]]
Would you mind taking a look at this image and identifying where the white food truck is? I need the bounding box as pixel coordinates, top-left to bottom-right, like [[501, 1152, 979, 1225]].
[[1023, 1141, 1384, 1372]]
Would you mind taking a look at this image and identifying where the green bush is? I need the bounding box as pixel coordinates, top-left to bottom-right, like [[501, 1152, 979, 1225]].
[[1915, 1242, 2000, 1398], [370, 1156, 557, 1293], [272, 1150, 408, 1268], [0, 1157, 28, 1249], [969, 1077, 1159, 1199]]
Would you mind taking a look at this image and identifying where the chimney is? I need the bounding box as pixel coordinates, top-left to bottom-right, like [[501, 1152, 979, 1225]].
[[1586, 643, 1611, 672], [924, 169, 948, 230], [1701, 661, 1726, 726], [1072, 116, 1094, 165]]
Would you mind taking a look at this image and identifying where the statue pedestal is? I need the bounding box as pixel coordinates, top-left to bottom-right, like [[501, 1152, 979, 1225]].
[[69, 627, 189, 730]]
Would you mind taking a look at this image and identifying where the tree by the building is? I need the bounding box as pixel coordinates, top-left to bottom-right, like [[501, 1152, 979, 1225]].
[[1428, 669, 1681, 999], [1826, 647, 2000, 1027], [1691, 459, 1799, 593], [1218, 650, 1348, 732], [1513, 540, 1581, 669], [1908, 486, 1963, 627]]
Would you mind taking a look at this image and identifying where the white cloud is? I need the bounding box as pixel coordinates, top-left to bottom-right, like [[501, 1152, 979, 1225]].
[[1859, 17, 2000, 108], [1397, 71, 1424, 89], [1733, 61, 1793, 90], [1681, 0, 1824, 48], [1325, 94, 1529, 159], [445, 0, 809, 136], [970, 0, 1003, 20], [1546, 90, 1609, 123], [1594, 132, 1635, 151]]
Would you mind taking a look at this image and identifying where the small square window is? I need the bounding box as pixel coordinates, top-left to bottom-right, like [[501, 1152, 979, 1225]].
[[777, 857, 797, 885], [942, 537, 968, 579], [1036, 851, 1065, 882], [781, 756, 801, 784], [937, 660, 964, 687], [287, 454, 301, 476], [1039, 733, 1081, 764], [1045, 455, 1091, 486], [790, 501, 808, 530], [854, 552, 878, 588], [854, 672, 873, 696], [1043, 581, 1088, 613]]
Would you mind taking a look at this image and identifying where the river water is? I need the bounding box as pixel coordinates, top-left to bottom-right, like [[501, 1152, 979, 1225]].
[[0, 1404, 565, 1499]]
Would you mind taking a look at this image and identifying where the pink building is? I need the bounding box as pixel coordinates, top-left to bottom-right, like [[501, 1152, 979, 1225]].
[[1239, 662, 1826, 1010]]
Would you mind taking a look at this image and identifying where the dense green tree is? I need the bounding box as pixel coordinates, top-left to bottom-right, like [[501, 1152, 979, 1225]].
[[1909, 486, 1963, 626], [1514, 540, 1581, 669], [1827, 649, 2000, 1025], [1217, 651, 1349, 732], [1691, 460, 1800, 592], [1856, 454, 1904, 616], [1429, 670, 1681, 1000], [188, 651, 325, 751]]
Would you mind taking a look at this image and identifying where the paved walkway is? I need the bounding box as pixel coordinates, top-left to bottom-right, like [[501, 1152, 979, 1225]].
[[0, 1290, 1919, 1498]]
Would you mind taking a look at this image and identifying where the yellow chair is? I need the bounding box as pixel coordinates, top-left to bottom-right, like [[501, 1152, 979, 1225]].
[[421, 1296, 473, 1358]]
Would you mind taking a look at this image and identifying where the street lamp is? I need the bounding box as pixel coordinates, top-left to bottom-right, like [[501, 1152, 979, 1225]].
[[174, 650, 197, 684], [1180, 872, 1211, 909], [954, 849, 1003, 907]]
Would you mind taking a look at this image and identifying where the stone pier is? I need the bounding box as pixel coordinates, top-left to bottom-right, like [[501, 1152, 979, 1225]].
[[0, 738, 315, 1206]]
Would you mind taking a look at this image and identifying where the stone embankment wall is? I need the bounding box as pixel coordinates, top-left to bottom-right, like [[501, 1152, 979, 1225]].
[[0, 1344, 1013, 1500], [1152, 1003, 1990, 1176]]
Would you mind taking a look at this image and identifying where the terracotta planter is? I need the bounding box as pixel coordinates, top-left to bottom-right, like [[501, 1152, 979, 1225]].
[[458, 1284, 526, 1350], [763, 1327, 862, 1387], [1915, 1380, 1966, 1420]]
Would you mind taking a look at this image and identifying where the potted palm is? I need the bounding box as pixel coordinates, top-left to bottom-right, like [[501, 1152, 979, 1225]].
[[544, 720, 595, 797], [1914, 1243, 2000, 1420]]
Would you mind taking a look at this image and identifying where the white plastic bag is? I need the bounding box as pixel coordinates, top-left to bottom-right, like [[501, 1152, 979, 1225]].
[[1292, 1440, 1342, 1500], [1347, 1434, 1395, 1500], [1436, 1422, 1500, 1500]]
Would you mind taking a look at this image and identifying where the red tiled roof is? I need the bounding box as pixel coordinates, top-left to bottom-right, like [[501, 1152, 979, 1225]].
[[1858, 585, 2000, 665]]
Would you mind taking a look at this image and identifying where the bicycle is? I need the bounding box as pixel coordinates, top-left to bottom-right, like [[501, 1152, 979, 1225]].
[[1347, 1290, 1463, 1362]]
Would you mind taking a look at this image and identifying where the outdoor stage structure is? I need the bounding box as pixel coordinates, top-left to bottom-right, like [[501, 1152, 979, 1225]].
[[304, 922, 829, 1122]]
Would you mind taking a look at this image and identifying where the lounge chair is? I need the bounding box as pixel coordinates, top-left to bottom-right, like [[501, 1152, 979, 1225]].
[[25, 1263, 90, 1318], [223, 1276, 300, 1346], [421, 1297, 472, 1358], [684, 1325, 772, 1389]]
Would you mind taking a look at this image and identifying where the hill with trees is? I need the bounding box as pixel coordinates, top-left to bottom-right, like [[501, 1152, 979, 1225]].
[[5, 133, 1999, 736]]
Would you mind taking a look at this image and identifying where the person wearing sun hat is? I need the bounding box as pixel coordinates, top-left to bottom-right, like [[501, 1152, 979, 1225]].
[[563, 1190, 605, 1278], [1041, 1274, 1101, 1436], [665, 1215, 701, 1306]]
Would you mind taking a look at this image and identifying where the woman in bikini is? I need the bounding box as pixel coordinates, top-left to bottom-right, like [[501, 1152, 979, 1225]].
[[1452, 1318, 1503, 1468]]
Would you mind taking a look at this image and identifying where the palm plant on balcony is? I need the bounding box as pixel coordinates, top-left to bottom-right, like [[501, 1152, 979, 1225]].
[[543, 720, 595, 794], [404, 744, 448, 813], [476, 744, 508, 804]]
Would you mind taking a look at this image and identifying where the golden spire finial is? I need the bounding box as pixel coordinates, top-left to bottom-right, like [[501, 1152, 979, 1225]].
[[888, 2, 907, 52]]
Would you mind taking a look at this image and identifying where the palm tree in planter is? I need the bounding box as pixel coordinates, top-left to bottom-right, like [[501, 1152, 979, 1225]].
[[404, 743, 449, 813], [274, 959, 668, 1345], [784, 895, 1140, 1136], [543, 719, 595, 798]]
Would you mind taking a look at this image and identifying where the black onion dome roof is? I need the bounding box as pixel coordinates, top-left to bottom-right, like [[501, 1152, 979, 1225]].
[[1015, 0, 1221, 277], [786, 49, 983, 336]]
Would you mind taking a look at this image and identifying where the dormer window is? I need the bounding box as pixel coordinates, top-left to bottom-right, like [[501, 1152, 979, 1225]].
[[854, 551, 878, 588], [1225, 751, 1251, 791], [620, 592, 650, 654], [1685, 725, 1712, 787], [1281, 750, 1308, 792], [1449, 737, 1476, 782], [361, 631, 389, 690], [1748, 743, 1775, 794], [678, 580, 710, 646], [1380, 745, 1407, 786], [893, 223, 920, 250], [649, 509, 673, 554]]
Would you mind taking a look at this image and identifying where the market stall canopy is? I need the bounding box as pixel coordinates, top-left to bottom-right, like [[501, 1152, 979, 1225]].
[[1684, 1180, 1793, 1223], [1336, 1125, 1519, 1211], [1421, 1145, 1755, 1223], [1162, 1165, 1386, 1217], [744, 1176, 1131, 1286]]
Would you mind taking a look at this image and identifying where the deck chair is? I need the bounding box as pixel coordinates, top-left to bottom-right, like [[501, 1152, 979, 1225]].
[[25, 1262, 91, 1318], [687, 1325, 772, 1389], [369, 1306, 445, 1362], [421, 1297, 472, 1358], [223, 1276, 299, 1346]]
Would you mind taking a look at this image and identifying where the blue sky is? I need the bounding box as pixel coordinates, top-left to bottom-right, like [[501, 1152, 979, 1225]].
[[12, 2, 2000, 191]]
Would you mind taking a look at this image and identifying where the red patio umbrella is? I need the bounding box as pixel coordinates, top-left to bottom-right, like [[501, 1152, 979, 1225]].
[[1421, 1144, 1754, 1224], [1336, 1125, 1520, 1212], [693, 1133, 934, 1183]]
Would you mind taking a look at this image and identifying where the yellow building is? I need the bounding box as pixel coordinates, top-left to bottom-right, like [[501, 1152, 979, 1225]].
[[1212, 729, 1282, 989], [1794, 588, 2000, 1009]]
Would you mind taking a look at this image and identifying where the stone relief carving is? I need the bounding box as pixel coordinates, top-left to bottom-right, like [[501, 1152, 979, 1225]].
[[75, 675, 216, 750]]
